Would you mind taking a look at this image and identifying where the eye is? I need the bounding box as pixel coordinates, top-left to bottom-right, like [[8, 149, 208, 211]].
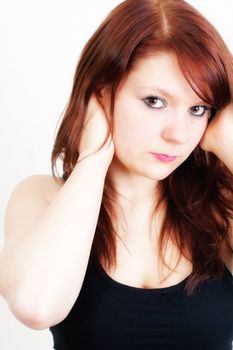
[[143, 96, 167, 109], [189, 105, 211, 117]]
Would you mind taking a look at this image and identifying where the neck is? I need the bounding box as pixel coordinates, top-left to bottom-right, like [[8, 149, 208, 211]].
[[108, 158, 160, 209]]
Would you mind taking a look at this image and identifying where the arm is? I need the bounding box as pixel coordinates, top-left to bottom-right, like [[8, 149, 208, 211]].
[[201, 103, 233, 172], [0, 95, 114, 330], [200, 102, 233, 250]]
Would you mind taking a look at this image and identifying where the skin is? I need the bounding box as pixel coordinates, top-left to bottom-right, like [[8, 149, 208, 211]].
[[200, 102, 233, 173], [200, 101, 233, 254], [108, 52, 211, 211]]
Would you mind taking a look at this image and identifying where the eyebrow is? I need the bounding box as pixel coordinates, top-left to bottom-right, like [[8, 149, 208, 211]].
[[138, 86, 209, 106], [138, 86, 174, 99]]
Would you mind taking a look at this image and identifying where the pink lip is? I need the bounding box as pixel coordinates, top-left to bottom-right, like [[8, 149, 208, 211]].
[[151, 153, 177, 162]]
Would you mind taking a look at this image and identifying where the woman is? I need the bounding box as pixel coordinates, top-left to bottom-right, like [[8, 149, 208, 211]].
[[0, 0, 233, 349]]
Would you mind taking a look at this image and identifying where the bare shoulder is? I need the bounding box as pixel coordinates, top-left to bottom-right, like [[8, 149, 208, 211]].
[[3, 174, 64, 247], [7, 174, 64, 205]]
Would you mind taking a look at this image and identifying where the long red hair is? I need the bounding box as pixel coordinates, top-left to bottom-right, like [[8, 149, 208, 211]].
[[51, 0, 233, 295]]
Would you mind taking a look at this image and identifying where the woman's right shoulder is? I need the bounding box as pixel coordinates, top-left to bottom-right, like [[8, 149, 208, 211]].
[[3, 175, 64, 247]]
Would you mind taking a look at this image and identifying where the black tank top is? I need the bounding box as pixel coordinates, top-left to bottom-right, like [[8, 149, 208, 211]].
[[50, 260, 233, 350]]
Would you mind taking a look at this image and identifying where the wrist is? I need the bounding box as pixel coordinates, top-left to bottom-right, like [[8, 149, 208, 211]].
[[76, 150, 113, 170]]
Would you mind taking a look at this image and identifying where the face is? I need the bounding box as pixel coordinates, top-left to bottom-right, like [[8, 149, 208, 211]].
[[111, 52, 211, 181]]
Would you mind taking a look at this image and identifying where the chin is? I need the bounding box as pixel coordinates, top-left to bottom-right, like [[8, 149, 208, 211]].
[[138, 170, 174, 182], [140, 164, 179, 181]]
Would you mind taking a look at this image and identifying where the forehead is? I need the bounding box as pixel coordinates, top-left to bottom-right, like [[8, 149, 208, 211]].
[[122, 52, 202, 104]]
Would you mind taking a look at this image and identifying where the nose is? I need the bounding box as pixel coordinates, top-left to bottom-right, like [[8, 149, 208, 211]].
[[161, 113, 189, 145]]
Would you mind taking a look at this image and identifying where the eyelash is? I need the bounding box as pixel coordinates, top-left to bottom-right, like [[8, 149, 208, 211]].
[[143, 96, 166, 109], [143, 95, 212, 118], [189, 105, 212, 118]]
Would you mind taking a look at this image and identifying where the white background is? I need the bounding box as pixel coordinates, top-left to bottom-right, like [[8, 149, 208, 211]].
[[0, 1, 232, 349]]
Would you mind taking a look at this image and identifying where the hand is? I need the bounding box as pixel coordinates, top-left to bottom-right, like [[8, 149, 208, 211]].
[[78, 94, 115, 162], [199, 102, 233, 158]]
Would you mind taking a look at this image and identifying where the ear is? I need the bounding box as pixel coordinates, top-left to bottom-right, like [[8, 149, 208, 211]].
[[96, 87, 111, 116], [96, 87, 110, 100]]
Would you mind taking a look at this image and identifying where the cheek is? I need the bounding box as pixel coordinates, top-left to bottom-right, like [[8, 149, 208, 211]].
[[190, 119, 208, 146], [113, 98, 146, 149], [113, 116, 141, 154]]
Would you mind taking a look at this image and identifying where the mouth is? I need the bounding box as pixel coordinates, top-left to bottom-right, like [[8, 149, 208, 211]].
[[150, 153, 178, 163]]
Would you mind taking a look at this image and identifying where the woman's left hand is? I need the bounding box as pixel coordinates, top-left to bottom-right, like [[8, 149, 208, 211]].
[[200, 102, 233, 166]]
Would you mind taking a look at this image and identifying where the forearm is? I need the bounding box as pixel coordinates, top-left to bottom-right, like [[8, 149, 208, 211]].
[[201, 103, 233, 174], [0, 153, 110, 328], [214, 138, 233, 174]]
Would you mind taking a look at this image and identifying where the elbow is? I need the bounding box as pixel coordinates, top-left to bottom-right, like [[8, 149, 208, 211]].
[[18, 316, 51, 331], [9, 300, 54, 330], [6, 292, 66, 330], [0, 282, 72, 330]]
